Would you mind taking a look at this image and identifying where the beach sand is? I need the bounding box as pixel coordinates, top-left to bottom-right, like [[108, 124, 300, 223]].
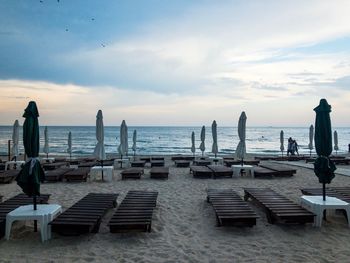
[[1, 156, 350, 262]]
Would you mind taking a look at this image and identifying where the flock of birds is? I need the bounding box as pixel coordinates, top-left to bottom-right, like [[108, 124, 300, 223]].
[[38, 0, 106, 48]]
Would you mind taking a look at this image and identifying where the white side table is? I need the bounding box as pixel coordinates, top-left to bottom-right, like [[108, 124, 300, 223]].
[[114, 159, 130, 169], [6, 204, 62, 242], [300, 195, 350, 227], [209, 157, 223, 165], [5, 161, 25, 171], [90, 166, 113, 182], [232, 164, 254, 177]]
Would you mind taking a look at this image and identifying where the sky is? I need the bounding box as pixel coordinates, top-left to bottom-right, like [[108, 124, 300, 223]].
[[1, 0, 350, 126]]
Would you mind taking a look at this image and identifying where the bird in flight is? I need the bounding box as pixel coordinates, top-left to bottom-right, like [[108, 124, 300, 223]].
[[101, 43, 106, 48]]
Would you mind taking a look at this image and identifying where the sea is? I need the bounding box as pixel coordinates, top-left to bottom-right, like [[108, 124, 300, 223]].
[[0, 126, 349, 157]]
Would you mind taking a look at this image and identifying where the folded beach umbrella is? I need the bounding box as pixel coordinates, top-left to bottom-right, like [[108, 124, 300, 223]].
[[236, 111, 247, 165], [191, 131, 195, 156], [118, 120, 128, 158], [334, 130, 339, 154], [43, 126, 49, 158], [11, 120, 19, 161], [93, 110, 106, 161], [308, 125, 314, 156], [313, 99, 336, 201], [280, 130, 284, 156], [67, 131, 72, 159], [211, 120, 218, 158], [132, 129, 137, 158], [16, 101, 45, 210], [199, 126, 205, 156]]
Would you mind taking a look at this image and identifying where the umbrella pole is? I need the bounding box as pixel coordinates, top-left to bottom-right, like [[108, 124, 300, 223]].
[[8, 140, 11, 161], [33, 195, 37, 232], [120, 155, 123, 168], [46, 153, 48, 159], [323, 183, 326, 201], [134, 151, 135, 161], [101, 160, 104, 180]]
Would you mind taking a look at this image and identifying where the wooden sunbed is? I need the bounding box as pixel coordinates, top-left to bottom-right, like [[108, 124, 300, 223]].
[[207, 189, 258, 227], [0, 170, 20, 183], [78, 161, 97, 168], [131, 161, 146, 167], [175, 160, 191, 167], [152, 157, 164, 161], [193, 160, 212, 166], [44, 167, 74, 182], [207, 165, 233, 179], [259, 163, 296, 177], [150, 160, 165, 167], [301, 187, 350, 203], [50, 193, 118, 235], [140, 157, 151, 162], [42, 162, 68, 171], [150, 167, 169, 179], [190, 166, 213, 178], [109, 190, 158, 233], [0, 193, 50, 238], [121, 168, 144, 180], [253, 166, 278, 177], [64, 167, 90, 182], [244, 188, 315, 224]]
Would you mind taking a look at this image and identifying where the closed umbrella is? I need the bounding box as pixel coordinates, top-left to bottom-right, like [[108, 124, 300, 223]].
[[16, 101, 45, 220], [199, 126, 205, 157], [43, 126, 49, 159], [280, 130, 284, 157], [67, 131, 72, 159], [132, 130, 137, 160], [191, 131, 195, 157], [313, 99, 336, 201], [236, 111, 247, 165], [308, 125, 314, 156], [118, 120, 128, 167], [11, 120, 19, 161], [211, 120, 218, 158], [93, 110, 106, 178], [334, 130, 339, 155]]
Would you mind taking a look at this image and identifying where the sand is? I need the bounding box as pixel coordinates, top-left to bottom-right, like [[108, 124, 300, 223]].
[[1, 156, 350, 263]]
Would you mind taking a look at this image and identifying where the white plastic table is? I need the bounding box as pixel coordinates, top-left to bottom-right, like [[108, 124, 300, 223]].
[[5, 161, 25, 171], [300, 195, 350, 227], [232, 164, 254, 177], [209, 157, 223, 165], [114, 159, 130, 169], [6, 204, 62, 242], [90, 166, 113, 182]]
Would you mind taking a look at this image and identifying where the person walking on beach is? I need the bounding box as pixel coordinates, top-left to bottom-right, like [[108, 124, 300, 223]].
[[287, 137, 293, 156], [293, 140, 299, 156]]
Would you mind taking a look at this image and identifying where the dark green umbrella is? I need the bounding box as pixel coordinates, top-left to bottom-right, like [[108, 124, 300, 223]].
[[313, 99, 336, 201], [16, 101, 45, 208]]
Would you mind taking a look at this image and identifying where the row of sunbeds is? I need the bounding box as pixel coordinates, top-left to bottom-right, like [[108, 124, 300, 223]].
[[1, 187, 350, 239]]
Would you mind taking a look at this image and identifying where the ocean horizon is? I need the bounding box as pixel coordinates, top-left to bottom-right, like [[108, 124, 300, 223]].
[[1, 125, 349, 157]]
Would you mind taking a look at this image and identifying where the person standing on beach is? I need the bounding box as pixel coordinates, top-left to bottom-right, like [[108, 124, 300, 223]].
[[287, 137, 293, 156], [293, 140, 299, 156]]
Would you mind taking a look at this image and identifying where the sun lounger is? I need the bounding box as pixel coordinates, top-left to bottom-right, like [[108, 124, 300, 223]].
[[131, 161, 146, 167], [50, 193, 118, 235], [44, 167, 74, 182], [259, 163, 296, 177], [244, 188, 315, 224], [150, 160, 165, 167], [78, 161, 97, 168], [140, 157, 151, 162], [150, 167, 169, 179], [253, 166, 278, 177], [207, 165, 233, 179], [152, 157, 164, 161], [0, 170, 20, 183], [0, 193, 50, 238], [193, 160, 212, 166], [109, 190, 158, 233], [64, 167, 90, 182], [207, 189, 258, 227], [190, 166, 213, 178], [175, 160, 191, 167], [301, 187, 350, 203], [121, 168, 144, 180], [42, 162, 68, 171]]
